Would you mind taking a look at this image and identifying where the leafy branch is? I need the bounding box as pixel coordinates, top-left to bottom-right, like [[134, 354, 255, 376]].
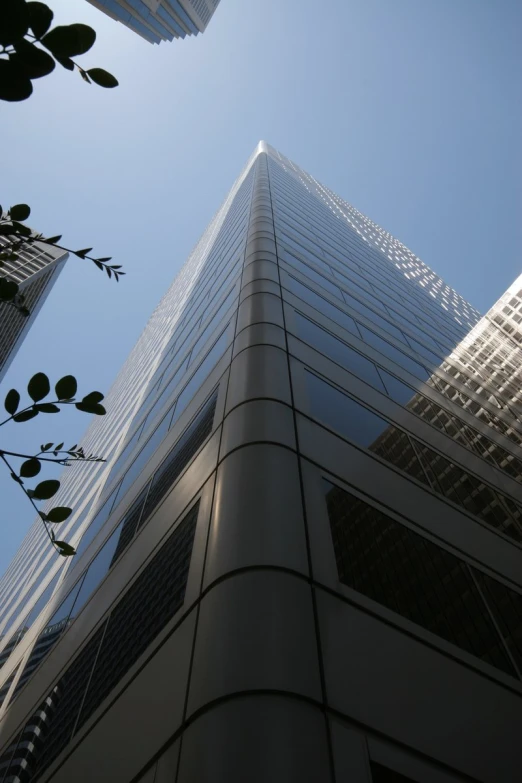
[[1, 372, 106, 557], [0, 0, 118, 102], [0, 203, 124, 316]]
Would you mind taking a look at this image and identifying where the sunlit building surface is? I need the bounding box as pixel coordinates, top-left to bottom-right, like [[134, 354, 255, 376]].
[[0, 240, 67, 383], [85, 0, 221, 44], [0, 143, 520, 783]]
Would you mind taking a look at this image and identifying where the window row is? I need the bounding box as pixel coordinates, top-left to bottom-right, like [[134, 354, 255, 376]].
[[293, 313, 522, 485], [307, 372, 522, 542], [324, 481, 522, 679]]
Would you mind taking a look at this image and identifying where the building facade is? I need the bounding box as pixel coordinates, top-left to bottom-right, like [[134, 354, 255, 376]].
[[85, 0, 221, 44], [0, 142, 521, 782], [0, 240, 67, 383]]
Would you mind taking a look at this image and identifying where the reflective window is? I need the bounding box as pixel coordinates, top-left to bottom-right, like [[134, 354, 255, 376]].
[[295, 313, 386, 392], [70, 520, 125, 620], [324, 481, 517, 677], [116, 409, 173, 504], [284, 274, 360, 338], [306, 371, 389, 447], [358, 325, 431, 381], [75, 484, 122, 560], [379, 369, 417, 406]]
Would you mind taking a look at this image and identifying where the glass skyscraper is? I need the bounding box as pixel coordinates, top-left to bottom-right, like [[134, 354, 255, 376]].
[[0, 142, 520, 783], [0, 241, 67, 383], [85, 0, 221, 44]]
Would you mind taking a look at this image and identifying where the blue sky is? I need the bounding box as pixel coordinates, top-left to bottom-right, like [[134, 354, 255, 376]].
[[1, 0, 521, 574]]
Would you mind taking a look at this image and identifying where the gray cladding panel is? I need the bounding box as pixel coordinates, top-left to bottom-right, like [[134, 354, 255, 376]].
[[226, 344, 291, 412], [178, 696, 330, 783], [205, 443, 307, 584], [187, 571, 322, 715]]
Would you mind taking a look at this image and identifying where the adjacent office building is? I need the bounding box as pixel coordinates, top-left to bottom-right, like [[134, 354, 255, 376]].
[[0, 240, 67, 383], [85, 0, 221, 44], [0, 142, 521, 782]]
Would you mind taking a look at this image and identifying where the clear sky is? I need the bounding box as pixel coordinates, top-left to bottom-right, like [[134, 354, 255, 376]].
[[1, 0, 521, 575]]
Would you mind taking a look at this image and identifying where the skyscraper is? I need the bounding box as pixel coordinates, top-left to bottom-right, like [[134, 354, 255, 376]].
[[0, 240, 67, 383], [85, 0, 221, 44], [0, 142, 520, 782]]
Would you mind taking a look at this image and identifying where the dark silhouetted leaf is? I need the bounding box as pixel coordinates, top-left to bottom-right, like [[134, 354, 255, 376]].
[[0, 278, 19, 301], [11, 472, 23, 483], [75, 401, 106, 415], [97, 257, 112, 262], [35, 402, 60, 413], [55, 375, 77, 399], [46, 506, 72, 523], [13, 409, 38, 423], [74, 247, 92, 258], [0, 56, 33, 101], [10, 40, 55, 79], [32, 479, 60, 500], [4, 388, 20, 415], [41, 442, 53, 451], [11, 220, 31, 236], [54, 540, 76, 556], [0, 0, 29, 46], [28, 372, 50, 401], [55, 55, 74, 71], [8, 203, 31, 221], [79, 68, 91, 83], [43, 234, 62, 244], [86, 68, 118, 88], [42, 23, 96, 58], [27, 1, 53, 38], [20, 458, 41, 478], [19, 306, 30, 317], [82, 391, 104, 404]]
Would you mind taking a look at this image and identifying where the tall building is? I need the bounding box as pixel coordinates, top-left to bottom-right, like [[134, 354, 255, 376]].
[[0, 142, 521, 783], [85, 0, 221, 44], [0, 240, 67, 383]]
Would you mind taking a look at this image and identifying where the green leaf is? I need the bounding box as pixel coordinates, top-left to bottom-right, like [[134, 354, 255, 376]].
[[0, 0, 30, 47], [28, 372, 50, 401], [27, 1, 54, 38], [10, 40, 55, 80], [32, 479, 60, 500], [0, 278, 19, 301], [86, 68, 118, 89], [46, 506, 72, 523], [55, 375, 77, 400], [35, 402, 60, 413], [8, 203, 31, 221], [13, 408, 38, 423], [4, 388, 20, 415], [54, 540, 76, 557], [43, 234, 62, 244], [75, 401, 106, 415], [82, 391, 104, 404], [42, 23, 96, 58], [20, 458, 41, 478]]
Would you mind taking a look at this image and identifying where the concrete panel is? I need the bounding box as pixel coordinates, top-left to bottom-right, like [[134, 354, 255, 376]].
[[188, 572, 321, 715], [49, 612, 196, 783], [205, 444, 307, 583], [178, 696, 330, 783], [233, 323, 286, 356], [317, 589, 521, 783], [226, 345, 291, 413], [236, 291, 284, 332]]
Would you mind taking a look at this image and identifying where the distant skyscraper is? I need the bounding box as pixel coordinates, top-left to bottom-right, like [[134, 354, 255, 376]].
[[0, 240, 67, 382], [85, 0, 221, 44], [0, 143, 521, 783]]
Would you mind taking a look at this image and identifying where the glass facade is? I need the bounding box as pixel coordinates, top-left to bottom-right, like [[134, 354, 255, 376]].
[[0, 142, 520, 783]]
